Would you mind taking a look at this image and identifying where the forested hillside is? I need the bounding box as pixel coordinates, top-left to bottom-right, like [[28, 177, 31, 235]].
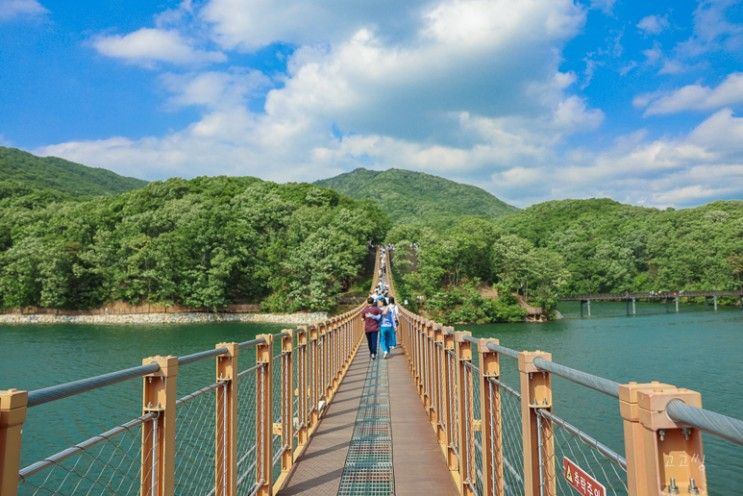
[[0, 147, 146, 198], [0, 177, 389, 312], [316, 168, 516, 226], [388, 199, 743, 324]]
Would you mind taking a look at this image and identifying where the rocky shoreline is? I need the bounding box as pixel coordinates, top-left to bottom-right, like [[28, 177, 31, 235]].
[[0, 311, 328, 326]]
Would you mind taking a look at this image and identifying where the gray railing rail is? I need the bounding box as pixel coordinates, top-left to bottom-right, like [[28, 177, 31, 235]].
[[178, 347, 229, 366], [26, 337, 271, 408], [666, 399, 743, 445], [27, 363, 161, 408], [533, 357, 620, 398], [462, 335, 520, 359], [238, 337, 266, 349]]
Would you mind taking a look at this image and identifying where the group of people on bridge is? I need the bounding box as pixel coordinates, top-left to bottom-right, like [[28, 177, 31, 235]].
[[362, 247, 399, 360]]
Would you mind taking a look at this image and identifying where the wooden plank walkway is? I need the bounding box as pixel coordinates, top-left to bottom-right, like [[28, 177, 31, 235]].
[[280, 343, 456, 495]]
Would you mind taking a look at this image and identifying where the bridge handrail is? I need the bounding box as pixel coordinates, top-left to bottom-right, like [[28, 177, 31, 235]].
[[463, 335, 520, 359], [27, 363, 161, 408], [533, 357, 621, 398], [463, 335, 622, 397], [26, 337, 270, 408], [666, 399, 743, 445]]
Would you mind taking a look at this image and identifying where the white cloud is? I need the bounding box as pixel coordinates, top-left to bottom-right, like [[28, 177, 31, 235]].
[[689, 108, 743, 153], [160, 69, 271, 110], [202, 0, 430, 51], [660, 1, 743, 73], [636, 72, 743, 115], [38, 0, 743, 208], [0, 0, 47, 21], [589, 0, 615, 15], [93, 28, 225, 66], [637, 15, 669, 35]]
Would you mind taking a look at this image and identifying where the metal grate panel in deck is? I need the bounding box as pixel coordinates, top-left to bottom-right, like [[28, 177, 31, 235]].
[[337, 356, 394, 495]]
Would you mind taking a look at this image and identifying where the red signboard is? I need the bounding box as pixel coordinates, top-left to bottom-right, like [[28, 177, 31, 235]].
[[563, 457, 606, 496]]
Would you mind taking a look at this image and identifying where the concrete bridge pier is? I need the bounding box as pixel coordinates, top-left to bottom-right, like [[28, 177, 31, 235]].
[[580, 299, 591, 318], [675, 296, 680, 312], [625, 297, 636, 316]]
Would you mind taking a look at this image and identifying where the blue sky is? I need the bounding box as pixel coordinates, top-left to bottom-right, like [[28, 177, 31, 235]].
[[1, 0, 742, 207]]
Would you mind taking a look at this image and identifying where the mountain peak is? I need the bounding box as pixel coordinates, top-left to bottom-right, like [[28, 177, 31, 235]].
[[315, 168, 515, 226], [0, 146, 147, 198]]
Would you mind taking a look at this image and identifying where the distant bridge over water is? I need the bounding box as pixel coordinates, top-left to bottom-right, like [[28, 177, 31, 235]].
[[561, 290, 743, 317], [2, 251, 743, 496]]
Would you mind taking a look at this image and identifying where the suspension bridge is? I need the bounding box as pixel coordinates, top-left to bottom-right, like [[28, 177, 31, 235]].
[[2, 250, 742, 496]]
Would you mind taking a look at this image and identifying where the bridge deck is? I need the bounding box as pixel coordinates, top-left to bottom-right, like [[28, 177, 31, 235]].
[[280, 344, 456, 495]]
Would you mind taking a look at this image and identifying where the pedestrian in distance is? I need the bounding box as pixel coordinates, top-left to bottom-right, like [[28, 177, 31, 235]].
[[387, 296, 399, 349], [362, 296, 383, 359], [378, 297, 396, 359]]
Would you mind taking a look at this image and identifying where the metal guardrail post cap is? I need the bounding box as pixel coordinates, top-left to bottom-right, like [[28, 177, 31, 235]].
[[0, 389, 28, 412], [442, 325, 455, 335], [453, 330, 471, 342], [637, 388, 702, 430], [142, 355, 178, 376], [618, 382, 675, 421], [517, 350, 551, 373], [216, 342, 239, 357], [477, 338, 499, 353], [256, 333, 273, 345]]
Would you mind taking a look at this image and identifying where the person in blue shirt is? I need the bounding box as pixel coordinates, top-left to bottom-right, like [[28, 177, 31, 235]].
[[378, 297, 397, 358]]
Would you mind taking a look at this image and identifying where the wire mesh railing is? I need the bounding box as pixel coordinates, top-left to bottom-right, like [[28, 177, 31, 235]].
[[174, 381, 221, 495], [17, 412, 157, 496], [493, 377, 525, 496], [536, 409, 628, 496], [235, 362, 258, 496]]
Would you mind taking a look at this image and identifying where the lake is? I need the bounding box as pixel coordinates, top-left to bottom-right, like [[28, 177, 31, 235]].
[[1, 303, 741, 494]]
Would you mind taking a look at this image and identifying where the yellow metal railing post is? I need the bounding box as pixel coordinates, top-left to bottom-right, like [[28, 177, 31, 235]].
[[280, 330, 293, 474], [424, 321, 435, 422], [518, 351, 555, 496], [0, 389, 27, 496], [255, 335, 273, 496], [296, 327, 309, 449], [478, 339, 503, 496], [620, 383, 707, 495], [455, 331, 475, 496], [443, 327, 458, 472], [141, 355, 178, 496], [432, 325, 445, 446], [272, 330, 294, 493], [309, 325, 320, 429], [215, 343, 238, 496], [318, 322, 328, 411]]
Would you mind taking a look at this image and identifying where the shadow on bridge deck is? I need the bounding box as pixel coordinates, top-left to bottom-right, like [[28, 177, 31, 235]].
[[280, 344, 456, 495]]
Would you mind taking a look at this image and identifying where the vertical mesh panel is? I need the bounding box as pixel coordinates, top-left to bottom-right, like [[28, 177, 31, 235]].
[[536, 409, 628, 496], [17, 413, 156, 496], [174, 382, 221, 495]]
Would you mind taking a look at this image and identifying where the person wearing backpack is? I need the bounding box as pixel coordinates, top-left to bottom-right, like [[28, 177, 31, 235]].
[[362, 296, 383, 359]]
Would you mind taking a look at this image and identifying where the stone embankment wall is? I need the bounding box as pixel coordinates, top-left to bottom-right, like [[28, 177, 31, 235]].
[[0, 311, 327, 326]]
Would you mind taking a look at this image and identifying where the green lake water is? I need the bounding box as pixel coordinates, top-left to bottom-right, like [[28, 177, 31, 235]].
[[1, 303, 741, 494]]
